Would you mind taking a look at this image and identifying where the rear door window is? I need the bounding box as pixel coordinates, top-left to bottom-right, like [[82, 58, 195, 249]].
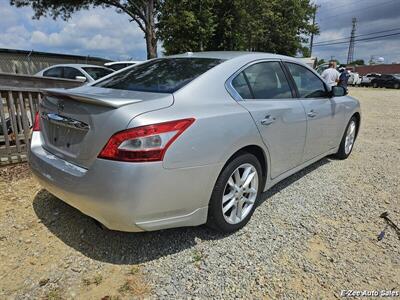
[[232, 61, 293, 99], [43, 67, 63, 78], [82, 67, 114, 81], [109, 63, 132, 71], [95, 58, 224, 93], [63, 67, 85, 80]]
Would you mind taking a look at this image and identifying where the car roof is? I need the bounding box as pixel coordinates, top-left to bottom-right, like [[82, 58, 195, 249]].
[[105, 61, 143, 65], [168, 51, 293, 61], [47, 64, 110, 68]]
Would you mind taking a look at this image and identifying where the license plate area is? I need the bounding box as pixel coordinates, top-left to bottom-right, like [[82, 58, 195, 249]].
[[44, 120, 87, 154]]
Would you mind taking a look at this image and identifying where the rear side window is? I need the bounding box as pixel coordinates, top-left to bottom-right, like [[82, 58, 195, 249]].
[[231, 73, 253, 99], [43, 67, 63, 78], [285, 63, 327, 98], [232, 62, 292, 99], [109, 63, 132, 71], [95, 58, 223, 93], [83, 67, 114, 80]]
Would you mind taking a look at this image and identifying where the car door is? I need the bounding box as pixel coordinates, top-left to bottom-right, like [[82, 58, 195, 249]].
[[385, 75, 397, 88], [380, 75, 391, 87], [230, 60, 307, 179], [284, 62, 345, 162]]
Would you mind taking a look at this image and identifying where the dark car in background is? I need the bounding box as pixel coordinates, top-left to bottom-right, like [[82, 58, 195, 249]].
[[371, 74, 400, 89]]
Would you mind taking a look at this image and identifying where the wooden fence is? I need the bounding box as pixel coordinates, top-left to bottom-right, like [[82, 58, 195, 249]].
[[0, 86, 41, 164], [0, 73, 84, 165]]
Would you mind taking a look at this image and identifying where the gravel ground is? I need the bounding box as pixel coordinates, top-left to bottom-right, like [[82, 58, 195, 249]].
[[0, 87, 399, 299]]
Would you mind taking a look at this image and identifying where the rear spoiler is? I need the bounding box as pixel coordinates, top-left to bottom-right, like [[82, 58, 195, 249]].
[[41, 89, 141, 108]]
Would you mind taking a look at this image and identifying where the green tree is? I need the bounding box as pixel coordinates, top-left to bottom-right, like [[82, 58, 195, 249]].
[[349, 59, 365, 66], [10, 0, 159, 59], [157, 0, 217, 54], [158, 0, 318, 56]]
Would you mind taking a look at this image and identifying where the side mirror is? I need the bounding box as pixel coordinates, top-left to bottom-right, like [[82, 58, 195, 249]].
[[331, 86, 347, 97], [75, 76, 87, 82]]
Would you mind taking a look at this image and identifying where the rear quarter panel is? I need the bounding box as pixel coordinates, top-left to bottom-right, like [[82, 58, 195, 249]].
[[126, 56, 270, 170], [128, 95, 267, 170]]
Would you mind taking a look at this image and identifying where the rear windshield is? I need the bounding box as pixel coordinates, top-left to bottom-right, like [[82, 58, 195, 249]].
[[95, 58, 224, 93], [83, 67, 114, 80]]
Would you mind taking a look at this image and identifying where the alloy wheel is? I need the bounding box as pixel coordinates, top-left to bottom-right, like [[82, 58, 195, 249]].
[[345, 120, 356, 154], [222, 163, 259, 224]]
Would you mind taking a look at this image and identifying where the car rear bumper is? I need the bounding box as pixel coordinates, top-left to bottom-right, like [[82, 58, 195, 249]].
[[29, 132, 222, 232]]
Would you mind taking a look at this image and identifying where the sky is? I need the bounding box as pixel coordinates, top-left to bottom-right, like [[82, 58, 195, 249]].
[[0, 0, 147, 60], [0, 0, 399, 63], [313, 0, 400, 64]]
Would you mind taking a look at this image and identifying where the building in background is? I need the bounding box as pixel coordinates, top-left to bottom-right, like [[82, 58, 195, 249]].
[[354, 64, 400, 76], [0, 48, 111, 75]]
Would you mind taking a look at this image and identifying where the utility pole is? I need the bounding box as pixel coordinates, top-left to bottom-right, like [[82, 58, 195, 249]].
[[309, 4, 318, 57], [199, 0, 203, 51], [347, 17, 357, 64]]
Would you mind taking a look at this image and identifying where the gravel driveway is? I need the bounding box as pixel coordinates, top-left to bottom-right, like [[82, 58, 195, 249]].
[[0, 87, 399, 299]]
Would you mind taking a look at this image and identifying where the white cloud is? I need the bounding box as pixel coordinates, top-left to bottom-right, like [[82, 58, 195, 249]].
[[0, 25, 31, 49], [0, 2, 147, 60]]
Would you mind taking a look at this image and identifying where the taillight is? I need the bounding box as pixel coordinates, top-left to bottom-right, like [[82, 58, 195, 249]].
[[33, 112, 40, 131], [98, 118, 195, 162]]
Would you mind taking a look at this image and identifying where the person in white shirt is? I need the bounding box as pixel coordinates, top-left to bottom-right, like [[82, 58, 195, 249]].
[[321, 61, 340, 87]]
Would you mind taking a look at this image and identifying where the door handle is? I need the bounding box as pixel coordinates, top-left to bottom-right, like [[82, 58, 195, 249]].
[[260, 115, 276, 126], [307, 110, 317, 118]]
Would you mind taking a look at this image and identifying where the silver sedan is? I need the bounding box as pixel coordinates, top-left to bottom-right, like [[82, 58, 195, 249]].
[[29, 52, 360, 233]]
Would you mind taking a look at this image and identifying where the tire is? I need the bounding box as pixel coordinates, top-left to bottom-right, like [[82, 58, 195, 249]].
[[333, 116, 358, 160], [394, 83, 400, 89], [207, 153, 263, 233]]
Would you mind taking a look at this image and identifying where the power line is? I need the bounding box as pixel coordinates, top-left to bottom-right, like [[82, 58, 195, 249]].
[[313, 32, 400, 47], [314, 27, 400, 45], [315, 0, 376, 13]]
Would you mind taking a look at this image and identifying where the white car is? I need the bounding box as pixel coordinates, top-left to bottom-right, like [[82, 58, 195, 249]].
[[348, 72, 362, 86], [104, 61, 144, 71], [36, 64, 114, 83]]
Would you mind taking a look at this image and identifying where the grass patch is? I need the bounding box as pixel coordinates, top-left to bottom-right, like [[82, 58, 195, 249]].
[[192, 249, 204, 262], [45, 289, 62, 300], [129, 265, 140, 275], [82, 274, 103, 286], [118, 278, 149, 296]]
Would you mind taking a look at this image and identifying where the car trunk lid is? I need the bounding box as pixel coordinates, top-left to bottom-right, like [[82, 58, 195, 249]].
[[39, 86, 173, 168]]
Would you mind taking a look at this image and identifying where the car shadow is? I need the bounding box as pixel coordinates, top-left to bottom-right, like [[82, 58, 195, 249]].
[[33, 157, 331, 265], [258, 157, 331, 207]]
